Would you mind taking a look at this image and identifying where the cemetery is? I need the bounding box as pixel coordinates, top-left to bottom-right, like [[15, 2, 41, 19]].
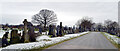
[[0, 17, 119, 50], [0, 17, 90, 50], [0, 8, 119, 50]]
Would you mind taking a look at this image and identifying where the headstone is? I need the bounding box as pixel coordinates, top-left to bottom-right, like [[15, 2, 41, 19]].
[[28, 25, 36, 42], [27, 22, 36, 42], [48, 25, 52, 35], [21, 31, 25, 43], [48, 25, 57, 37], [72, 26, 75, 33], [75, 28, 79, 33], [10, 30, 20, 44], [68, 27, 72, 34], [56, 25, 60, 36], [64, 26, 68, 34], [53, 25, 57, 37], [39, 26, 42, 34], [59, 22, 64, 36], [23, 19, 29, 43], [2, 32, 10, 47]]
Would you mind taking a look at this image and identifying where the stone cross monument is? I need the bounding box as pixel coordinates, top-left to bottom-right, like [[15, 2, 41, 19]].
[[23, 19, 29, 43]]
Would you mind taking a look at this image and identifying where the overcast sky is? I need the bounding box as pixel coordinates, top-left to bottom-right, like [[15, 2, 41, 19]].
[[0, 0, 119, 27]]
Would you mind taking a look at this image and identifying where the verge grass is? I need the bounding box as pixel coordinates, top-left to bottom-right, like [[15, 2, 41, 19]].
[[23, 32, 90, 51], [101, 32, 120, 51]]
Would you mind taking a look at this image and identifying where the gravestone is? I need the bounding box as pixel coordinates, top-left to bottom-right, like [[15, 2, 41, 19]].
[[48, 25, 57, 37], [23, 19, 29, 43], [64, 26, 68, 34], [59, 22, 63, 36], [27, 23, 36, 42], [10, 30, 20, 44], [2, 32, 10, 47], [48, 25, 52, 35], [75, 28, 79, 33], [21, 31, 25, 43], [56, 25, 60, 36], [68, 27, 71, 34], [52, 25, 57, 37], [39, 26, 42, 34], [72, 26, 75, 33], [79, 26, 81, 32]]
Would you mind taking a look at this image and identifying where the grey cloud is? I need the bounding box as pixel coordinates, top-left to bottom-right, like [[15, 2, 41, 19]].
[[0, 2, 118, 26]]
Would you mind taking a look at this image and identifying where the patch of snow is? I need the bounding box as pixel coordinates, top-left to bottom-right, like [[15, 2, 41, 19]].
[[0, 31, 89, 50], [34, 31, 39, 33], [18, 30, 23, 34], [36, 35, 51, 41], [104, 33, 120, 44], [42, 31, 49, 35], [0, 30, 5, 38], [0, 30, 23, 38], [42, 32, 46, 35]]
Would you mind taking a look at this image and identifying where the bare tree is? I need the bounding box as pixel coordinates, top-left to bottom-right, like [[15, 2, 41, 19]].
[[76, 16, 93, 31], [32, 9, 57, 30], [96, 23, 104, 31], [104, 19, 119, 35], [104, 19, 119, 29], [104, 19, 112, 28]]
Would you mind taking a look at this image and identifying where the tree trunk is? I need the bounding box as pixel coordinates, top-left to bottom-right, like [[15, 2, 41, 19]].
[[44, 19, 47, 31]]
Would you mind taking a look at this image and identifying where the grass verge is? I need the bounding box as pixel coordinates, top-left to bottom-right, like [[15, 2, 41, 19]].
[[101, 32, 120, 51], [23, 32, 89, 51]]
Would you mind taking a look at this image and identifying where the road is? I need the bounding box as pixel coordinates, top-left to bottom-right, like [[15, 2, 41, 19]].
[[43, 32, 118, 51]]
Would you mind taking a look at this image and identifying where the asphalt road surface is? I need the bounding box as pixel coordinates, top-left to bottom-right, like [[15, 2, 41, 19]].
[[43, 32, 118, 51]]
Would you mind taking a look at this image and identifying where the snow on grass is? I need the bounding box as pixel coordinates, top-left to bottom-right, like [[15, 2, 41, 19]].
[[42, 31, 49, 35], [103, 32, 120, 44], [34, 31, 39, 33], [0, 30, 23, 38], [0, 31, 89, 50], [0, 30, 5, 38]]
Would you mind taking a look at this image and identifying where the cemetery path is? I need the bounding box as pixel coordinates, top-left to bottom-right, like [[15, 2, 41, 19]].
[[44, 32, 117, 49]]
